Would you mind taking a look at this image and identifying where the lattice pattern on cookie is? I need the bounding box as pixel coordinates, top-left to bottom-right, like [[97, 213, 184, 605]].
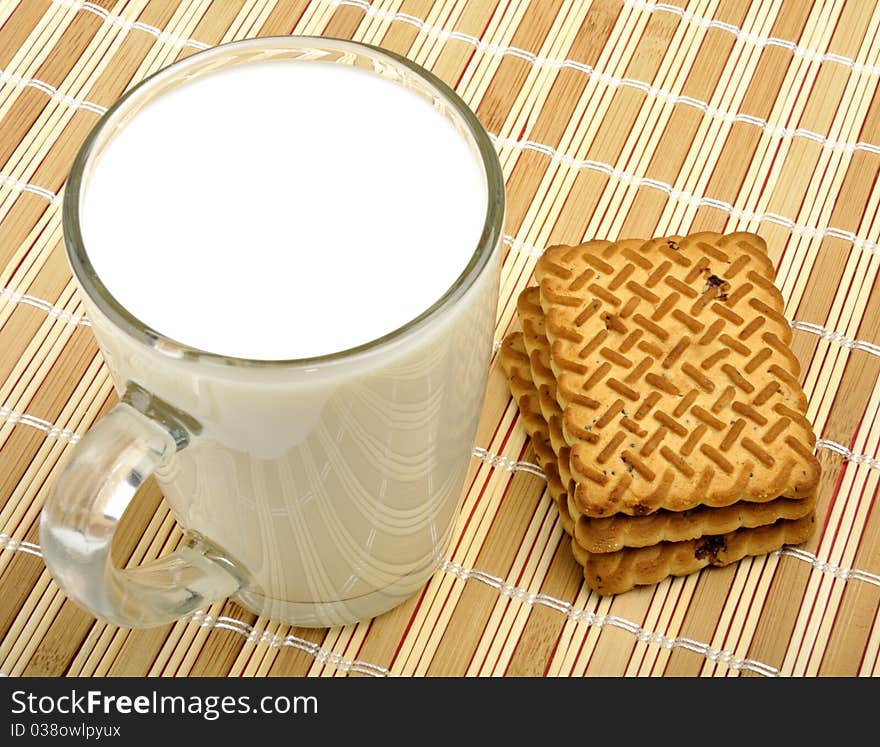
[[536, 232, 821, 517], [515, 283, 815, 551]]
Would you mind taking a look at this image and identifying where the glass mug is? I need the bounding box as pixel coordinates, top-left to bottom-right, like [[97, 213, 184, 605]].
[[40, 37, 504, 629]]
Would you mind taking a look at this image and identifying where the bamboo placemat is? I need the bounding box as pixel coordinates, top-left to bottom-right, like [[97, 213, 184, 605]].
[[1, 0, 879, 678]]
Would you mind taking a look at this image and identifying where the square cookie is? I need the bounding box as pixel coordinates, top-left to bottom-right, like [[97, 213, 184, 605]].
[[535, 232, 820, 517]]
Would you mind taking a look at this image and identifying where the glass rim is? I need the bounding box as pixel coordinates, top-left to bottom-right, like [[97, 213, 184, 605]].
[[63, 35, 505, 369]]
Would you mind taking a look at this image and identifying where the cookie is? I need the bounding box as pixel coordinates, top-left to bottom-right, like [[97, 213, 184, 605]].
[[515, 283, 815, 552], [499, 333, 574, 534], [571, 513, 815, 595], [517, 285, 572, 486], [535, 232, 821, 517], [500, 326, 815, 594]]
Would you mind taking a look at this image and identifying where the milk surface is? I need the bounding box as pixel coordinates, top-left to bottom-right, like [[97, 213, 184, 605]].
[[81, 60, 488, 360]]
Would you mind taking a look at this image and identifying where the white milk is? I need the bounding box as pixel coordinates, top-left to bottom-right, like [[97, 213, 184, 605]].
[[81, 60, 488, 360]]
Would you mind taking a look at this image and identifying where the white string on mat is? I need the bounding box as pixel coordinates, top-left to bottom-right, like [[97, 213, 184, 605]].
[[6, 58, 880, 157], [52, 0, 210, 50], [626, 0, 880, 74], [0, 287, 90, 327], [3, 525, 876, 613], [471, 446, 545, 478], [0, 532, 775, 676], [0, 177, 532, 263], [0, 381, 542, 487], [0, 533, 388, 677], [489, 136, 880, 249], [5, 289, 880, 365], [0, 405, 81, 443], [4, 293, 880, 473], [0, 529, 875, 675], [9, 153, 879, 258], [329, 0, 880, 78], [2, 176, 879, 473], [502, 226, 880, 259], [17, 0, 879, 158], [4, 5, 880, 258], [28, 389, 869, 488], [440, 559, 779, 677], [186, 611, 391, 677], [7, 395, 880, 476], [775, 546, 880, 587], [0, 69, 108, 115], [7, 103, 880, 253], [790, 321, 880, 357], [6, 138, 880, 256], [814, 439, 880, 471], [0, 533, 43, 558], [6, 80, 875, 162], [0, 175, 61, 205], [6, 393, 880, 604], [496, 110, 880, 156], [502, 235, 544, 257]]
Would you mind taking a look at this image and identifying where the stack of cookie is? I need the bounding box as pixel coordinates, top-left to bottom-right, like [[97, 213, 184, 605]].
[[500, 232, 820, 594]]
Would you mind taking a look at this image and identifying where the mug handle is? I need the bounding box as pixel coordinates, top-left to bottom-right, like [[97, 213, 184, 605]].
[[39, 385, 244, 629]]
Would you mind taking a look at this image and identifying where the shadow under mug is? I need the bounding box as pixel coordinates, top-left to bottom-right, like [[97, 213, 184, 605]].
[[40, 36, 505, 629]]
